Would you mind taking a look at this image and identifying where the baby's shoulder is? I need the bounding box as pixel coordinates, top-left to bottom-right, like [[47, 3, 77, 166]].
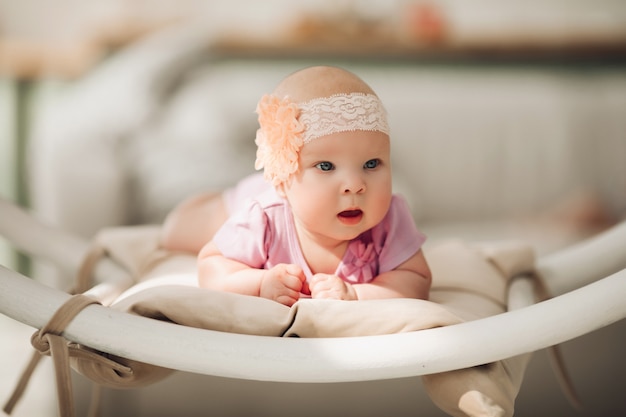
[[251, 188, 287, 212], [232, 189, 288, 232]]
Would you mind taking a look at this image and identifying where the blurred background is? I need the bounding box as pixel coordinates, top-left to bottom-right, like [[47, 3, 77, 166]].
[[1, 1, 625, 416]]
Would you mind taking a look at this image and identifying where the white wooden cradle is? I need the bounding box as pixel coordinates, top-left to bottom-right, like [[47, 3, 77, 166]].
[[3, 20, 626, 417], [1, 198, 625, 417]]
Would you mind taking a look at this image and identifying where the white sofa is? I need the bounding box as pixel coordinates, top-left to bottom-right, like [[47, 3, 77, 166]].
[[29, 25, 626, 250], [26, 24, 626, 417]]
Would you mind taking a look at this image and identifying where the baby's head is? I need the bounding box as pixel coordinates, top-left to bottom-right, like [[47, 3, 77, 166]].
[[272, 65, 377, 104], [254, 66, 390, 187]]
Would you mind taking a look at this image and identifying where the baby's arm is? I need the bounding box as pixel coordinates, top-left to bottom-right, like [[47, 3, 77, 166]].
[[198, 241, 307, 306], [309, 249, 431, 301]]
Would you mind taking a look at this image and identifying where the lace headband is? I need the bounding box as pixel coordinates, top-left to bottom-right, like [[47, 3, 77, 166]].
[[254, 93, 389, 186]]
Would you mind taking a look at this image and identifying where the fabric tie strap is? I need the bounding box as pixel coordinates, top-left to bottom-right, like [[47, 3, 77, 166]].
[[3, 294, 129, 417]]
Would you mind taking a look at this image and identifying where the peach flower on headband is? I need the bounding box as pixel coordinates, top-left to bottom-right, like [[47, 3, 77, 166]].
[[254, 94, 305, 186]]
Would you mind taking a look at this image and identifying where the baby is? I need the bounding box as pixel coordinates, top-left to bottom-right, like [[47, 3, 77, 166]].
[[160, 66, 431, 306]]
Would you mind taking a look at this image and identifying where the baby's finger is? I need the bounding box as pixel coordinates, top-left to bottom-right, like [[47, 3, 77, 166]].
[[300, 280, 311, 296], [309, 273, 332, 286], [275, 291, 300, 307], [281, 273, 305, 292], [285, 264, 305, 281], [309, 276, 334, 297]]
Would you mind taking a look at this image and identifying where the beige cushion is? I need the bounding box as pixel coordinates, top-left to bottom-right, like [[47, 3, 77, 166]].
[[75, 226, 534, 417]]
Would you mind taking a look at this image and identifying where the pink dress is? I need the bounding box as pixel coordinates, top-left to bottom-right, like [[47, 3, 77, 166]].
[[215, 174, 426, 284]]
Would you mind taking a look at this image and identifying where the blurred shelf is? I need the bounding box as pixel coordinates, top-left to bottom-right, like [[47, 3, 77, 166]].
[[211, 36, 626, 66], [0, 38, 104, 81], [0, 19, 176, 80]]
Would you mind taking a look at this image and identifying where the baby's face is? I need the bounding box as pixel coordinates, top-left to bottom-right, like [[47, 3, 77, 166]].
[[281, 130, 392, 244]]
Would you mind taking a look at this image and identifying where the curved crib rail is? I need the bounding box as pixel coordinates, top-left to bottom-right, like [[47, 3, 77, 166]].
[[0, 198, 134, 303], [1, 198, 625, 382], [1, 265, 624, 382], [536, 221, 626, 297]]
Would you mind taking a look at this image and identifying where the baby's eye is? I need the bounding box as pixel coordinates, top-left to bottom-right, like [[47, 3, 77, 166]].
[[364, 159, 380, 169], [315, 161, 334, 171]]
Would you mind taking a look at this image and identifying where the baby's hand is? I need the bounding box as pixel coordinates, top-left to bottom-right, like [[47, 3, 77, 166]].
[[260, 264, 306, 307], [309, 274, 357, 301]]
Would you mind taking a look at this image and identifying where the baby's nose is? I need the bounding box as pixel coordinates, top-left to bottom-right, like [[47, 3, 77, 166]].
[[343, 178, 366, 194]]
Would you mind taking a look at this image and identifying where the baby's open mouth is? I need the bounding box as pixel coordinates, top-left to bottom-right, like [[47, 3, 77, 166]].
[[338, 209, 363, 224]]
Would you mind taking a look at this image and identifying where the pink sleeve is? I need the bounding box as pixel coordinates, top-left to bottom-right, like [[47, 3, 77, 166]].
[[211, 200, 269, 268], [376, 195, 427, 273]]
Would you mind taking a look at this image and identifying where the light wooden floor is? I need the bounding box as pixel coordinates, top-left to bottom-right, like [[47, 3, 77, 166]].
[[0, 314, 56, 416]]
